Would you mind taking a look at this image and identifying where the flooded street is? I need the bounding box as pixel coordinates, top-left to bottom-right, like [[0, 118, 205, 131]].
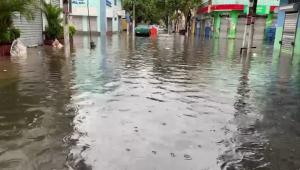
[[1, 34, 300, 170]]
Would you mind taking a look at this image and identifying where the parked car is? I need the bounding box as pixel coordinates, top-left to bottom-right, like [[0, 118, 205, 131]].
[[135, 23, 150, 36]]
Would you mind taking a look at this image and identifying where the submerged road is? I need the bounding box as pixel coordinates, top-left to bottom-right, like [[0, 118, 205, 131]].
[[0, 34, 299, 170]]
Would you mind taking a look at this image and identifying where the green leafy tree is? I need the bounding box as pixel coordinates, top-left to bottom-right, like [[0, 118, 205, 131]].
[[122, 0, 164, 24], [154, 0, 201, 32]]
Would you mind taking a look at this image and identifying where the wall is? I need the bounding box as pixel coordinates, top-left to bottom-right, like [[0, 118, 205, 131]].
[[112, 0, 122, 32], [294, 12, 300, 56], [72, 0, 100, 32]]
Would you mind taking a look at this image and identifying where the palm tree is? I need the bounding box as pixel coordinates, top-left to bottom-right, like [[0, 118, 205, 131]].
[[41, 0, 63, 27], [0, 0, 38, 31], [40, 0, 63, 39]]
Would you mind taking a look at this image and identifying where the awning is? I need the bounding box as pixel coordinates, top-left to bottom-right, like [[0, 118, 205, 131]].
[[279, 3, 300, 12]]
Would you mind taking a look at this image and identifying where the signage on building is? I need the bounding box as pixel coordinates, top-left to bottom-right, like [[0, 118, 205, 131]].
[[72, 0, 85, 4], [243, 5, 270, 14], [106, 0, 112, 7]]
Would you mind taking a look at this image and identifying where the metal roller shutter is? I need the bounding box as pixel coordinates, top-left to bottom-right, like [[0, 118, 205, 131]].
[[107, 18, 113, 32], [236, 17, 246, 39], [50, 0, 60, 6], [200, 20, 205, 36], [90, 17, 98, 32], [281, 13, 298, 53], [219, 17, 229, 39], [13, 7, 43, 47], [253, 17, 266, 40], [72, 16, 83, 31]]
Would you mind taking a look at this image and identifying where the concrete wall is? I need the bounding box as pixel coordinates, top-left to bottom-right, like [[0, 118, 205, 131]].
[[112, 0, 122, 32], [72, 0, 123, 33]]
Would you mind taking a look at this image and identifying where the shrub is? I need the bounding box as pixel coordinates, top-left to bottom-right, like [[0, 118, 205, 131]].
[[0, 30, 11, 44], [0, 28, 21, 45], [46, 25, 62, 40], [59, 25, 77, 38], [9, 28, 21, 40], [69, 25, 76, 38]]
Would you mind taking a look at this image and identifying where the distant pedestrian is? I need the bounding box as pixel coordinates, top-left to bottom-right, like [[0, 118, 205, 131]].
[[150, 26, 157, 36]]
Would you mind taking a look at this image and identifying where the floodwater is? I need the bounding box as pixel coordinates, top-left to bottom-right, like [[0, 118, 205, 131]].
[[0, 34, 300, 170]]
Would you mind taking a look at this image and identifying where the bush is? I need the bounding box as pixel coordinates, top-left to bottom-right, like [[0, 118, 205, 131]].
[[69, 25, 76, 38], [0, 30, 10, 44], [9, 28, 21, 40], [59, 25, 77, 38], [0, 28, 21, 45], [46, 24, 62, 40]]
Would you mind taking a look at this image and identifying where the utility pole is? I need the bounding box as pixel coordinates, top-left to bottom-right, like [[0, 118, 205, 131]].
[[240, 0, 258, 54], [100, 0, 107, 36], [133, 0, 136, 37], [247, 0, 257, 54], [126, 11, 130, 35], [63, 0, 70, 57], [242, 5, 250, 48], [167, 14, 170, 34]]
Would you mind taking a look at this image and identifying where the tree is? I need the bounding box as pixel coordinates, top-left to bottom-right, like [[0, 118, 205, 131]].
[[154, 0, 201, 32], [122, 0, 164, 24]]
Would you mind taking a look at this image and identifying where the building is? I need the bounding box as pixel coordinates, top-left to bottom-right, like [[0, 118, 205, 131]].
[[71, 0, 124, 34], [195, 0, 279, 39], [273, 0, 300, 56]]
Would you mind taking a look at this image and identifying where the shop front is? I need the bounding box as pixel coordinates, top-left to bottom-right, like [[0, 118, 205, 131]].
[[274, 0, 300, 56]]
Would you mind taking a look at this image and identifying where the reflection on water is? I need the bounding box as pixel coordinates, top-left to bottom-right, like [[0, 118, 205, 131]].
[[0, 33, 300, 170]]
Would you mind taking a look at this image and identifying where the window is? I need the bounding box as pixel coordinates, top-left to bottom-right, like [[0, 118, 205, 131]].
[[115, 0, 117, 5]]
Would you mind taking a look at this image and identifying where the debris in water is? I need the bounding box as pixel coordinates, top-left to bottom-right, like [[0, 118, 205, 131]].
[[165, 48, 170, 50], [162, 122, 166, 125], [253, 53, 257, 57], [198, 145, 202, 148], [3, 70, 7, 72], [184, 154, 192, 160], [152, 151, 156, 154], [135, 130, 138, 132], [183, 114, 197, 118], [126, 148, 130, 151], [181, 131, 186, 134], [170, 153, 176, 157]]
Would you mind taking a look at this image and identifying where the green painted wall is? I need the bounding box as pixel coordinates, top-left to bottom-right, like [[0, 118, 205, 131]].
[[266, 13, 273, 28], [294, 29, 300, 56], [228, 11, 238, 39], [274, 27, 283, 52], [214, 12, 221, 38]]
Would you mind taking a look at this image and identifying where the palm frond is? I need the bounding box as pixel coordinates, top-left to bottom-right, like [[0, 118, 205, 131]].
[[0, 0, 38, 30]]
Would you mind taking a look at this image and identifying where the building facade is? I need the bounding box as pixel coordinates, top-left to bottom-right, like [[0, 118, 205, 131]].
[[273, 0, 300, 56], [196, 0, 279, 39], [71, 0, 124, 34]]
